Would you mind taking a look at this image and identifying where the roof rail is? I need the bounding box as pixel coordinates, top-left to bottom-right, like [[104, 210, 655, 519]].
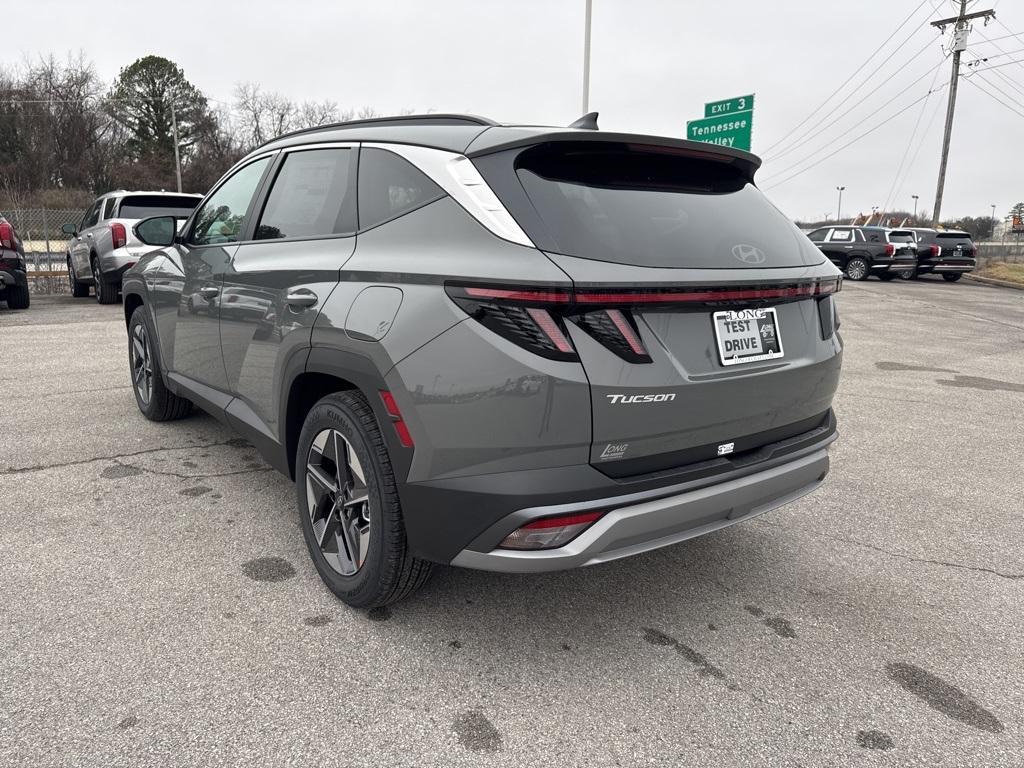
[[258, 113, 499, 148]]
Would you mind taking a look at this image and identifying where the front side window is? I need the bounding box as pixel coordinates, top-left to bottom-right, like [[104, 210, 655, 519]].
[[81, 202, 100, 230], [255, 148, 355, 240], [358, 148, 445, 231], [190, 157, 271, 246]]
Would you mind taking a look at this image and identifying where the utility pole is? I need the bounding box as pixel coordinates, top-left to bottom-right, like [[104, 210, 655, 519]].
[[912, 194, 919, 219], [581, 0, 593, 114], [835, 186, 845, 222], [930, 1, 995, 225], [170, 103, 183, 193]]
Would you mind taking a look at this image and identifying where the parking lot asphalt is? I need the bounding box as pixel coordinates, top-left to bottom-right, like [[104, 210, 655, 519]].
[[1, 277, 1022, 767]]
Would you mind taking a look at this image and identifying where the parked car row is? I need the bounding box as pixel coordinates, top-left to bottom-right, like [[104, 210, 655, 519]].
[[806, 225, 976, 282]]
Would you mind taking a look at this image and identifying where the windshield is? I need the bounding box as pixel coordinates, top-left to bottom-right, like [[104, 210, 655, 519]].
[[118, 195, 200, 220], [508, 142, 822, 269]]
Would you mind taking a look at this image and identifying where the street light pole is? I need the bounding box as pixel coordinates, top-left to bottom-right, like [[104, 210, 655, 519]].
[[581, 0, 593, 114], [990, 204, 997, 240], [912, 194, 919, 220], [835, 186, 845, 222]]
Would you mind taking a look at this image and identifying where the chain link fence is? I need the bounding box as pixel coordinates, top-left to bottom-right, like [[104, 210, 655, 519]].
[[1, 208, 86, 293]]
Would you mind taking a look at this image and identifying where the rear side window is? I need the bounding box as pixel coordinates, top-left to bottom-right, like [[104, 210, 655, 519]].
[[508, 142, 821, 269], [358, 148, 445, 231], [101, 198, 118, 220], [119, 195, 200, 220], [255, 148, 356, 240], [829, 229, 853, 242]]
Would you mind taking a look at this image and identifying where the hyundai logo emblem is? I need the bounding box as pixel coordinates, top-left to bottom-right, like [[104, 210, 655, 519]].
[[732, 243, 767, 265]]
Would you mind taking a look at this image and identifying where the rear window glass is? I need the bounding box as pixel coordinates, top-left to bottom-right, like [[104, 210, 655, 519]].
[[119, 195, 200, 220], [936, 232, 972, 242], [511, 143, 821, 269], [888, 231, 916, 243]]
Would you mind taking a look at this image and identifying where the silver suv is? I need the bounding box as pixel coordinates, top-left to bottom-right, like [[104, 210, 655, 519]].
[[63, 191, 201, 303]]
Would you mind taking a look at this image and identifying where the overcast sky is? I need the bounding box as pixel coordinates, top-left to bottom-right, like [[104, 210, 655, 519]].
[[7, 0, 1023, 220]]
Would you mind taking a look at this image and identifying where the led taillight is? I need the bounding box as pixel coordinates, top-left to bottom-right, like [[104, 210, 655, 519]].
[[930, 244, 941, 257], [884, 243, 895, 256], [111, 222, 127, 249], [498, 511, 605, 550], [379, 390, 414, 449], [0, 222, 14, 249]]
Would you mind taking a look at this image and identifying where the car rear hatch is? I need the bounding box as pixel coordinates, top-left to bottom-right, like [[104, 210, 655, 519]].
[[934, 232, 976, 265], [887, 230, 918, 264], [470, 139, 842, 479]]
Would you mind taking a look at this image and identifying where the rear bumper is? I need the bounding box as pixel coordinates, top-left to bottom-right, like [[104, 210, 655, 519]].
[[926, 261, 975, 273], [0, 267, 27, 289], [98, 247, 146, 280], [450, 445, 830, 572], [873, 258, 917, 272]]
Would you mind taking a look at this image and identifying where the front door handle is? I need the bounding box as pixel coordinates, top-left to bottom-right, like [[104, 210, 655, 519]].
[[286, 288, 318, 309], [200, 286, 220, 298]]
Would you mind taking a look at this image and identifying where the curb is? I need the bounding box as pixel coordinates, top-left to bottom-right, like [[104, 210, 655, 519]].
[[963, 274, 1024, 291]]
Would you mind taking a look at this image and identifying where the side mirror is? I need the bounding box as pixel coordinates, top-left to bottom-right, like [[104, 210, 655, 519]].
[[61, 222, 77, 235], [134, 215, 177, 247]]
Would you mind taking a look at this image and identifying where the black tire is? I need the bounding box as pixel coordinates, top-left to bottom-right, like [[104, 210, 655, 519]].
[[845, 257, 870, 281], [296, 391, 433, 608], [942, 272, 963, 282], [128, 306, 192, 421], [4, 282, 30, 309], [898, 267, 917, 280], [93, 258, 118, 304], [68, 258, 89, 297], [877, 272, 896, 281]]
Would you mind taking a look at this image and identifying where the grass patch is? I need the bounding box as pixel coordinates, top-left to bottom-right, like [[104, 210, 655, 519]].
[[977, 261, 1024, 285]]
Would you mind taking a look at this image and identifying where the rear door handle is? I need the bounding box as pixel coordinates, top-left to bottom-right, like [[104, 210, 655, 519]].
[[286, 288, 318, 309], [200, 287, 220, 298]]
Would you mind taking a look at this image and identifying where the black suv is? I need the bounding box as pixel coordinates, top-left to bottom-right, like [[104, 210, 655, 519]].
[[807, 225, 918, 281], [0, 217, 30, 309], [905, 228, 976, 281]]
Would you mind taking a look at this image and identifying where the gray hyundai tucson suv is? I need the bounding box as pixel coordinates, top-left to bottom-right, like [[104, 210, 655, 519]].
[[122, 114, 843, 608]]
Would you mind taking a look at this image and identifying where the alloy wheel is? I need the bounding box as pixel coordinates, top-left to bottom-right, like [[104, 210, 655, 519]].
[[305, 428, 371, 576], [130, 322, 153, 405], [847, 259, 868, 280]]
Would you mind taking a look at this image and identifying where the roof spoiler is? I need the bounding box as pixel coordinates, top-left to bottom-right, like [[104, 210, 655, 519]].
[[466, 130, 761, 183], [568, 112, 599, 130]]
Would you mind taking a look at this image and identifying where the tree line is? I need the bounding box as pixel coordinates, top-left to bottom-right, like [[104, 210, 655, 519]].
[[0, 54, 392, 208]]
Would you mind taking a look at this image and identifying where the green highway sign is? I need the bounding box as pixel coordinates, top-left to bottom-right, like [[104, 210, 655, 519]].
[[704, 94, 754, 118], [686, 111, 753, 151]]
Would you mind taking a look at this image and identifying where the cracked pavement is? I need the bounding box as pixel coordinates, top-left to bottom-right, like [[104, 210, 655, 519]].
[[1, 280, 1022, 767]]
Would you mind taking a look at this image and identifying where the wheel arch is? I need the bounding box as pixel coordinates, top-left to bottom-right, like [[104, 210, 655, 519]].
[[284, 347, 410, 482]]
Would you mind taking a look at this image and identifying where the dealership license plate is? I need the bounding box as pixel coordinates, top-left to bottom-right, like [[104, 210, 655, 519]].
[[713, 308, 784, 366]]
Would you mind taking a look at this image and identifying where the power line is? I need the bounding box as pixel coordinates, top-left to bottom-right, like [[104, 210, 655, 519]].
[[880, 55, 948, 214], [761, 87, 943, 190], [889, 92, 947, 213], [760, 0, 936, 156], [967, 57, 1024, 72], [970, 70, 1024, 110], [963, 72, 1024, 117], [760, 62, 949, 183], [767, 34, 944, 164]]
